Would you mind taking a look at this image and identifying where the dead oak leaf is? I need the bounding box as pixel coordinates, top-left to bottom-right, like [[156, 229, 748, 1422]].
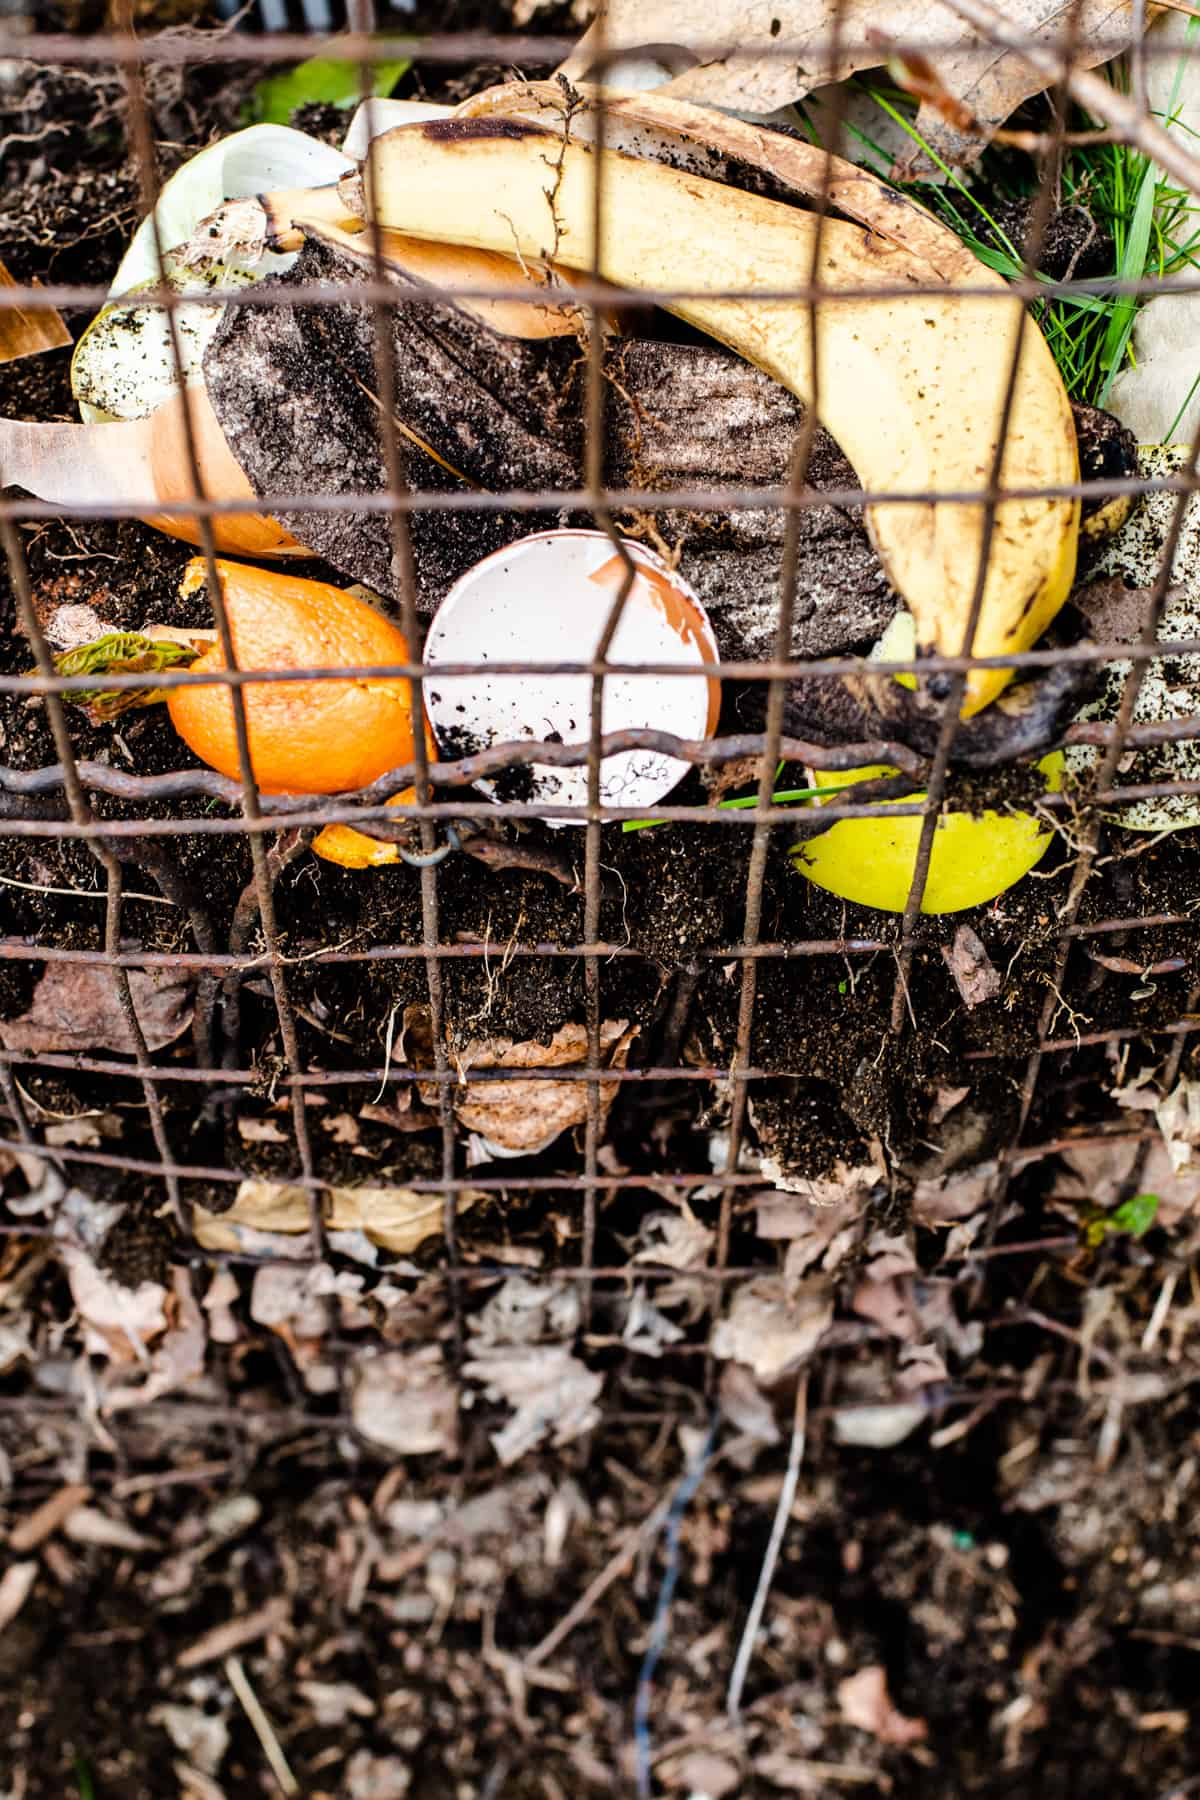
[[426, 1020, 636, 1156], [562, 0, 1141, 169], [0, 961, 192, 1055]]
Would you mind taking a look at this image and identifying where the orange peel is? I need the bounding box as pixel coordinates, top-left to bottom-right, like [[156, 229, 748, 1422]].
[[167, 559, 424, 797]]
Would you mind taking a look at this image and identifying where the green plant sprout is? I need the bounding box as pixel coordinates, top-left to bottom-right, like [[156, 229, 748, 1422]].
[[622, 765, 823, 833], [1083, 1191, 1160, 1247]]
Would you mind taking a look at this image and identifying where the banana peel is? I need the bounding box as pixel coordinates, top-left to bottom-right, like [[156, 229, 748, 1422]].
[[339, 117, 1079, 717]]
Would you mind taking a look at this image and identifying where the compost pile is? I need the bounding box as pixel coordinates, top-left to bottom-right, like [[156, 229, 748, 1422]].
[[3, 5, 1200, 1797]]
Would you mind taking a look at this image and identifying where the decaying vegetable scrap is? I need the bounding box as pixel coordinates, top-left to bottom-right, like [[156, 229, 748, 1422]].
[[204, 249, 896, 668], [0, 254, 69, 366]]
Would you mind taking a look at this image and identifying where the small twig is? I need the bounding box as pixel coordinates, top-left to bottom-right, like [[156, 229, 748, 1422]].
[[727, 1372, 809, 1720], [634, 1414, 721, 1799], [224, 1655, 299, 1798]]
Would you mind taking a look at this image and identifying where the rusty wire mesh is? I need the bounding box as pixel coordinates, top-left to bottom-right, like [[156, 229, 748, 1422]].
[[1, 5, 1198, 1472]]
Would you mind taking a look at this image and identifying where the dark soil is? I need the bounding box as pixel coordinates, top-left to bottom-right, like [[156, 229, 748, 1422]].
[[3, 15, 1200, 1800]]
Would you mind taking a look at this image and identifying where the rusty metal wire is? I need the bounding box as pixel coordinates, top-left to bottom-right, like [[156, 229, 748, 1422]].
[[1, 3, 1199, 1466]]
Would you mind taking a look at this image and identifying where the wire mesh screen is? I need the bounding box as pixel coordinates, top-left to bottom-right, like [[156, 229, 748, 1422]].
[[3, 3, 1200, 1786]]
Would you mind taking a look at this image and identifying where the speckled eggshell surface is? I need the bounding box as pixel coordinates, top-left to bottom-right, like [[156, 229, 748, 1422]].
[[1067, 444, 1200, 831]]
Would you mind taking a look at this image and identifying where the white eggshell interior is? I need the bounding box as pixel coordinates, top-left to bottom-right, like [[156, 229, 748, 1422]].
[[424, 530, 718, 817]]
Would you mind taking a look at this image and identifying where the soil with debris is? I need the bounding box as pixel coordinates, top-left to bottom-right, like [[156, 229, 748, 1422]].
[[3, 11, 1200, 1799]]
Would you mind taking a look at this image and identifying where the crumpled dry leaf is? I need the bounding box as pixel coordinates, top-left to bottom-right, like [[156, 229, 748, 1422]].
[[719, 1359, 781, 1445], [345, 1752, 412, 1799], [465, 1276, 603, 1463], [470, 1275, 581, 1346], [635, 1204, 713, 1270], [941, 924, 1001, 1008], [1154, 1077, 1200, 1175], [621, 1286, 685, 1355], [755, 1188, 863, 1285], [561, 0, 1137, 166], [351, 1346, 458, 1456], [466, 1342, 604, 1464], [912, 1159, 999, 1228], [0, 961, 193, 1054], [105, 1268, 208, 1412], [0, 1318, 33, 1375], [149, 1705, 229, 1778], [192, 1177, 479, 1258], [710, 1275, 833, 1383], [837, 1663, 928, 1747], [425, 1020, 636, 1155], [1056, 1137, 1200, 1229], [852, 1275, 917, 1341], [250, 1262, 365, 1344], [62, 1244, 169, 1363]]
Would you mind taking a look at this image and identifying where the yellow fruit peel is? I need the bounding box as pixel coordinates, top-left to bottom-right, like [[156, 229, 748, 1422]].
[[793, 755, 1063, 914]]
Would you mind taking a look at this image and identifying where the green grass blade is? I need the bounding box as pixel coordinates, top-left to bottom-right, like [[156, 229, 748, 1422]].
[[1097, 156, 1158, 405]]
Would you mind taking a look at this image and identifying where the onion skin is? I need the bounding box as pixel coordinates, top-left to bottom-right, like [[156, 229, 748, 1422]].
[[146, 391, 306, 558], [167, 559, 423, 795]]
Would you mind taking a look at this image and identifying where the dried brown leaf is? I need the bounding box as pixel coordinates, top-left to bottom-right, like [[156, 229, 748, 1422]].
[[63, 1245, 169, 1363], [942, 924, 1001, 1008], [0, 255, 70, 364], [425, 1020, 636, 1155], [351, 1346, 459, 1456], [0, 962, 193, 1055], [710, 1275, 833, 1383], [465, 1342, 603, 1463], [193, 1177, 479, 1257], [561, 0, 1140, 168]]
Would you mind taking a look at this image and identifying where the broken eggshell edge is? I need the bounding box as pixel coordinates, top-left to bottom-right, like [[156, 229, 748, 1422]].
[[423, 530, 721, 822]]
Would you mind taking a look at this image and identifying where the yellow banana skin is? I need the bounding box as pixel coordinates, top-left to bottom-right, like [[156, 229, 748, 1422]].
[[346, 118, 1079, 716]]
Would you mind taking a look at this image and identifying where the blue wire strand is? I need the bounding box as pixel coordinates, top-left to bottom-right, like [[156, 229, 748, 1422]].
[[633, 1412, 721, 1799]]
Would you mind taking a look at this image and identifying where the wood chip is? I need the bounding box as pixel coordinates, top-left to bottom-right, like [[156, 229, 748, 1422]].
[[941, 925, 1002, 1009], [0, 255, 71, 365], [0, 1559, 38, 1630], [176, 1598, 289, 1669], [8, 1481, 92, 1553]]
